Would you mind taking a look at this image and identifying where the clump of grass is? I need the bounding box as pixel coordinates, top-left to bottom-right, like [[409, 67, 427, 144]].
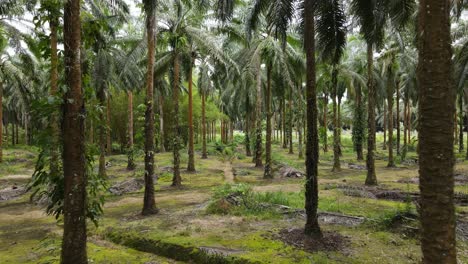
[[206, 184, 298, 218]]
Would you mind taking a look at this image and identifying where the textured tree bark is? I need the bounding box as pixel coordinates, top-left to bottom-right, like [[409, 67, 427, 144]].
[[282, 99, 287, 149], [288, 86, 294, 154], [365, 43, 377, 186], [407, 100, 411, 144], [0, 81, 3, 162], [201, 92, 208, 159], [332, 68, 340, 172], [459, 95, 464, 153], [404, 98, 408, 147], [187, 54, 196, 172], [158, 94, 165, 152], [264, 66, 273, 179], [387, 78, 395, 167], [142, 8, 158, 215], [172, 52, 182, 186], [396, 82, 401, 155], [323, 93, 328, 153], [383, 103, 387, 150], [127, 91, 135, 170], [49, 17, 59, 173], [106, 96, 111, 155], [61, 0, 87, 262], [97, 89, 107, 178], [418, 0, 456, 262], [304, 0, 321, 238], [254, 62, 263, 167], [245, 98, 252, 157]]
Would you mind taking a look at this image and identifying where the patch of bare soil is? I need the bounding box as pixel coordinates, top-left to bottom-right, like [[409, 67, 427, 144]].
[[275, 228, 349, 253], [109, 178, 144, 195], [0, 185, 27, 201]]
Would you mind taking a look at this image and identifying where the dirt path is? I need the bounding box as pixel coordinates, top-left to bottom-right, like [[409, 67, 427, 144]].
[[223, 162, 235, 183]]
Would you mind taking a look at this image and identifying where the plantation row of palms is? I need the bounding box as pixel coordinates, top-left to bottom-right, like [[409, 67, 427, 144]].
[[0, 0, 467, 263]]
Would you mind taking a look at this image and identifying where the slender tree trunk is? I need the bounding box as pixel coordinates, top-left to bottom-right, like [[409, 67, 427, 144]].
[[255, 62, 263, 168], [15, 122, 18, 145], [142, 8, 158, 215], [289, 86, 294, 154], [383, 103, 387, 150], [298, 118, 304, 159], [127, 91, 135, 170], [106, 96, 111, 155], [404, 98, 408, 148], [11, 120, 14, 146], [61, 0, 87, 261], [459, 95, 464, 153], [158, 94, 165, 152], [323, 93, 328, 152], [245, 98, 252, 157], [365, 43, 377, 186], [387, 79, 395, 167], [172, 52, 182, 186], [282, 99, 287, 149], [202, 92, 208, 159], [187, 54, 195, 172], [396, 82, 401, 155], [408, 101, 411, 144], [49, 17, 59, 172], [332, 68, 340, 172], [304, 1, 321, 238], [418, 1, 456, 262], [264, 66, 273, 179], [97, 89, 107, 178], [0, 81, 3, 162]]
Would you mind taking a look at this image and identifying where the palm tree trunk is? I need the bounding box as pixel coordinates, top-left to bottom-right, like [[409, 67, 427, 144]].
[[264, 66, 273, 179], [404, 98, 408, 148], [282, 99, 287, 149], [396, 82, 400, 155], [383, 103, 387, 150], [97, 89, 107, 178], [142, 8, 158, 215], [158, 94, 165, 152], [127, 91, 135, 170], [298, 118, 304, 159], [365, 43, 377, 186], [304, 0, 321, 238], [202, 91, 208, 159], [187, 54, 196, 172], [332, 67, 340, 172], [407, 101, 411, 144], [49, 16, 59, 173], [323, 93, 328, 152], [418, 0, 456, 262], [61, 0, 87, 261], [338, 95, 342, 157], [106, 96, 111, 155], [172, 52, 182, 186], [387, 80, 395, 167], [459, 95, 464, 153], [288, 86, 294, 154], [245, 97, 252, 157], [0, 81, 3, 163], [255, 62, 263, 167]]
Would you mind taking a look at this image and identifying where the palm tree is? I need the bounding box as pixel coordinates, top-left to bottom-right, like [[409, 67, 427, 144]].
[[418, 0, 456, 262], [316, 0, 346, 172], [351, 0, 415, 185], [141, 0, 158, 215], [61, 0, 87, 261]]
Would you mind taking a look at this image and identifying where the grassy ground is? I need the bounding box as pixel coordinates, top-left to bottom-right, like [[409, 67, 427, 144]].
[[0, 133, 467, 263]]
